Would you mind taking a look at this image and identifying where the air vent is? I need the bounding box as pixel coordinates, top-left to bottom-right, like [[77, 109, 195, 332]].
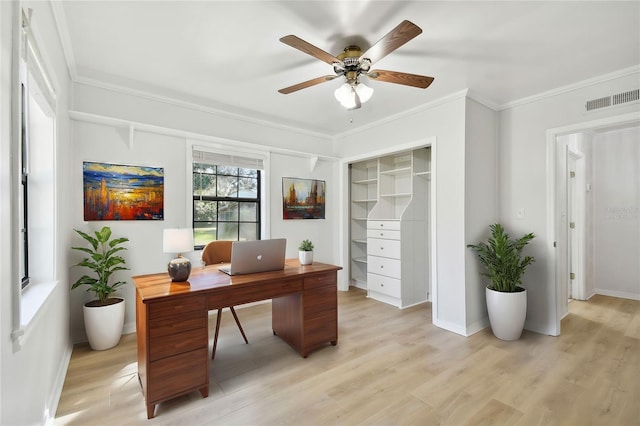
[[585, 89, 639, 111], [613, 89, 639, 105], [586, 96, 611, 111]]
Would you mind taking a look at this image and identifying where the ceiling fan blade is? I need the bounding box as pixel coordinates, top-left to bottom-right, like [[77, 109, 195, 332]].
[[361, 20, 422, 65], [278, 75, 338, 94], [280, 35, 343, 66], [367, 69, 434, 89]]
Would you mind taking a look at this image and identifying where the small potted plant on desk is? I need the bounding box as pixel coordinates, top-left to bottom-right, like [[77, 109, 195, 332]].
[[72, 226, 129, 350], [298, 239, 314, 265], [467, 223, 535, 341]]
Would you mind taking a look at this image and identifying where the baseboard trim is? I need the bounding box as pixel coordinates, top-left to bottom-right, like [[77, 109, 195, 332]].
[[45, 342, 74, 425], [594, 288, 640, 301]]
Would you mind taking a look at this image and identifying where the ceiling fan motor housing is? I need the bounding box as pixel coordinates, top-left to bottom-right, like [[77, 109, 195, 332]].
[[335, 45, 370, 83]]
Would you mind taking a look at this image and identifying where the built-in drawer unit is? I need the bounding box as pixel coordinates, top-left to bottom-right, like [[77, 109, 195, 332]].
[[367, 255, 401, 279], [368, 220, 401, 231], [367, 273, 401, 298], [367, 238, 401, 259], [367, 228, 401, 240]]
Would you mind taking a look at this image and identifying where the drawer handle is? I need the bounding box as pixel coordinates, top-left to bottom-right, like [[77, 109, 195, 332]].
[[380, 232, 384, 236], [380, 247, 384, 250], [381, 283, 384, 287], [380, 265, 384, 269], [379, 224, 384, 227]]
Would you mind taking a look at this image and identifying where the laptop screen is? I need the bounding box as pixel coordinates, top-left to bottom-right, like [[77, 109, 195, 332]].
[[219, 239, 286, 275]]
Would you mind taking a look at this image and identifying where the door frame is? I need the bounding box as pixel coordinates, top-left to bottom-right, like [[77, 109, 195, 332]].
[[546, 111, 640, 336], [566, 147, 586, 301]]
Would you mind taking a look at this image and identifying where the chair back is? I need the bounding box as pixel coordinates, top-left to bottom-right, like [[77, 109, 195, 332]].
[[202, 240, 233, 265]]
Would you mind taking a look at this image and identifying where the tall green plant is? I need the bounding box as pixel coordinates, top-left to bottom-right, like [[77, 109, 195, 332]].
[[467, 223, 535, 292], [72, 226, 129, 304]]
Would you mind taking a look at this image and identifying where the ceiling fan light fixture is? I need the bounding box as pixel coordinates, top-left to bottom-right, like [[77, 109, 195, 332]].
[[355, 82, 373, 103], [334, 83, 356, 109]]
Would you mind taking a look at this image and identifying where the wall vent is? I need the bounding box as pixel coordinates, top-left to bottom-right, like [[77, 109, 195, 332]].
[[585, 89, 639, 111], [612, 89, 639, 105]]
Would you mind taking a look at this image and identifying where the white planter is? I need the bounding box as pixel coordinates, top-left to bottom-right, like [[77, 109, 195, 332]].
[[485, 287, 527, 341], [83, 297, 125, 350], [299, 251, 314, 265]]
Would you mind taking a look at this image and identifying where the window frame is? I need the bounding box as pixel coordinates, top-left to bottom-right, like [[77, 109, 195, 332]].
[[192, 164, 262, 249], [188, 144, 269, 250]]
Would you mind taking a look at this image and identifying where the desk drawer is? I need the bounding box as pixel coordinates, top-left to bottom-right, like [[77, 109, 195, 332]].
[[303, 309, 337, 348], [367, 238, 401, 259], [367, 255, 401, 278], [150, 311, 207, 339], [148, 347, 208, 402], [367, 229, 401, 240], [149, 296, 206, 319], [303, 272, 336, 289], [149, 327, 207, 362], [209, 278, 303, 308], [304, 284, 336, 316]]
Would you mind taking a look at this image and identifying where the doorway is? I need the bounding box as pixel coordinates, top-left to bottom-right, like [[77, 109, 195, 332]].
[[547, 111, 640, 336]]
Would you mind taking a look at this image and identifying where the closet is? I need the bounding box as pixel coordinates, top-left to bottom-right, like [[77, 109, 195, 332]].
[[349, 147, 431, 308]]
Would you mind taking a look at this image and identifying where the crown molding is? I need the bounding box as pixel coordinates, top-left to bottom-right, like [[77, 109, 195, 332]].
[[49, 0, 77, 81], [72, 76, 333, 141], [498, 65, 640, 111]]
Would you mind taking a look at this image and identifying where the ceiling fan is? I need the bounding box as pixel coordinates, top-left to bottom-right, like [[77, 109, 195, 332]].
[[278, 20, 434, 110]]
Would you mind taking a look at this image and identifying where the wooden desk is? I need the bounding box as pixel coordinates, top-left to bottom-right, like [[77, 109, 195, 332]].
[[133, 259, 342, 419]]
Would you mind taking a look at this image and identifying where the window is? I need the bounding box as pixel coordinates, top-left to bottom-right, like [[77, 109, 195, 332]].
[[192, 150, 264, 249], [12, 8, 58, 345], [19, 82, 30, 288]]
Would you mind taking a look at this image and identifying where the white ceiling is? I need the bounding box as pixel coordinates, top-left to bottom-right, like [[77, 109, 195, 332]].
[[53, 1, 640, 136]]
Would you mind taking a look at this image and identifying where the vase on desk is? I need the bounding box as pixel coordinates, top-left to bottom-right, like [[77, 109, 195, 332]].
[[299, 250, 313, 265]]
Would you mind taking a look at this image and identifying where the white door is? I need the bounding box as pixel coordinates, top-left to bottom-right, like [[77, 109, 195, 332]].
[[567, 149, 585, 301]]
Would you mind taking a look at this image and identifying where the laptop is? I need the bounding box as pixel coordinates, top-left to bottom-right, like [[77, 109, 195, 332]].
[[219, 239, 287, 276]]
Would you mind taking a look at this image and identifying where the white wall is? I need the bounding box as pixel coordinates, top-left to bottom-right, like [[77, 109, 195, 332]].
[[1, 1, 74, 424], [333, 92, 495, 336], [69, 90, 340, 343], [593, 126, 640, 299], [464, 98, 498, 332], [499, 69, 640, 335]]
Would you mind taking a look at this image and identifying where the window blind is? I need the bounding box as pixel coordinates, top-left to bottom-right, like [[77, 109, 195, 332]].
[[192, 147, 265, 170]]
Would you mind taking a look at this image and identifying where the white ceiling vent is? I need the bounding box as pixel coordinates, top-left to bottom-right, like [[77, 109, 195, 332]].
[[585, 89, 639, 111]]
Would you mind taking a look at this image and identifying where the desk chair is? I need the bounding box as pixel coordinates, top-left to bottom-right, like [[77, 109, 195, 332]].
[[202, 240, 249, 359]]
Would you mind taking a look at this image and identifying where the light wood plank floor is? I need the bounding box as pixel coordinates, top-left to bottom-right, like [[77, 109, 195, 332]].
[[55, 289, 640, 425]]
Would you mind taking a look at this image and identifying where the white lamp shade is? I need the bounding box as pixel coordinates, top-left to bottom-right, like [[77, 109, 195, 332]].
[[334, 83, 356, 109], [163, 228, 194, 254], [355, 82, 373, 103]]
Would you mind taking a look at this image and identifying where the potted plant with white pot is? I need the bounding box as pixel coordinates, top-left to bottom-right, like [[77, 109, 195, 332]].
[[467, 223, 535, 341], [72, 226, 129, 350], [298, 239, 314, 265]]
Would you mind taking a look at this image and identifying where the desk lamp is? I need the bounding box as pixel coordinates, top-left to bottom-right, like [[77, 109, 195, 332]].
[[163, 228, 194, 282]]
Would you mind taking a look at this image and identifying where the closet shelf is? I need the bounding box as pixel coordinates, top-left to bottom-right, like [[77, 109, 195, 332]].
[[353, 178, 377, 185], [379, 193, 411, 198], [380, 166, 411, 176]]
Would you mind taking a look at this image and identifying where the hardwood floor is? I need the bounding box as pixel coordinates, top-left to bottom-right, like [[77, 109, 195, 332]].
[[55, 289, 640, 425]]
